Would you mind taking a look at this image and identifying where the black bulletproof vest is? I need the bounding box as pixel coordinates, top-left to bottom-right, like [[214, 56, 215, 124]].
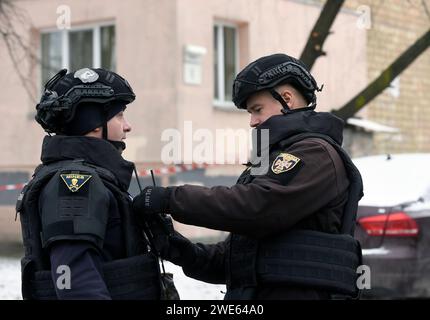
[[224, 133, 363, 299], [17, 160, 162, 300]]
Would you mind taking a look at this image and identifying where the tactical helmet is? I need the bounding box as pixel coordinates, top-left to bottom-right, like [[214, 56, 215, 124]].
[[35, 68, 135, 136], [232, 53, 322, 111]]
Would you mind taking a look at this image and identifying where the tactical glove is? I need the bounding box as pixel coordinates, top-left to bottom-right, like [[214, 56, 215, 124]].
[[132, 186, 171, 218]]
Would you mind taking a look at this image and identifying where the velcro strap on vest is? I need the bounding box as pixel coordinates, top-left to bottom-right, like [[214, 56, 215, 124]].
[[29, 254, 161, 300], [257, 230, 362, 296]]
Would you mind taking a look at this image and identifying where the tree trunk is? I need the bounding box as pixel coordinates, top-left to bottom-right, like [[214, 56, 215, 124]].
[[299, 0, 345, 70]]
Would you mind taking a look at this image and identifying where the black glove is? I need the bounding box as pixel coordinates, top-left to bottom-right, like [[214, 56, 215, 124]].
[[146, 214, 197, 267], [133, 187, 197, 267], [132, 186, 171, 219], [164, 230, 198, 267]]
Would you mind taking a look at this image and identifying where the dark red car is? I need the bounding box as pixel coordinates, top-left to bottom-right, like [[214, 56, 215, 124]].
[[353, 153, 430, 298]]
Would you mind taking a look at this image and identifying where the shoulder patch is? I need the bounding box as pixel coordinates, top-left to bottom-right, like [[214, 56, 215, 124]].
[[271, 153, 301, 174], [60, 173, 92, 192]]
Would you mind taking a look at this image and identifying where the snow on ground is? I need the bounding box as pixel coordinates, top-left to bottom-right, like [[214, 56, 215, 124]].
[[0, 256, 225, 300], [0, 257, 21, 300]]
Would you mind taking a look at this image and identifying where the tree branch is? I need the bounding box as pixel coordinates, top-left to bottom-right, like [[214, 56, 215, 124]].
[[332, 29, 430, 120], [0, 0, 38, 102]]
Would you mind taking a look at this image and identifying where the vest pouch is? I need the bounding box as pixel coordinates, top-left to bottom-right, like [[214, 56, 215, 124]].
[[160, 272, 180, 300], [29, 254, 161, 300], [257, 229, 362, 296]]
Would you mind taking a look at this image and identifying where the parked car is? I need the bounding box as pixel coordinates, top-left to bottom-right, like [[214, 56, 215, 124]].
[[353, 153, 430, 299]]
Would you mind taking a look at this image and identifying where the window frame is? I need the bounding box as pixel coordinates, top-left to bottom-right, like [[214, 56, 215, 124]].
[[39, 21, 115, 88], [213, 21, 239, 109]]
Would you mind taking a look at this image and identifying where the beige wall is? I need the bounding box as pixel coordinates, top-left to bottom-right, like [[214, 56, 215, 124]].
[[11, 0, 430, 241], [0, 0, 367, 169], [0, 0, 369, 241], [1, 0, 179, 168], [0, 207, 21, 243], [173, 0, 367, 165]]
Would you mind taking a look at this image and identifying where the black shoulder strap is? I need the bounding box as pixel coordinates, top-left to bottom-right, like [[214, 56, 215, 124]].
[[278, 132, 364, 236]]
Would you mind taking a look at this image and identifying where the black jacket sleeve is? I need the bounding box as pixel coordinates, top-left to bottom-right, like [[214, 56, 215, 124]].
[[168, 138, 349, 239], [39, 169, 113, 299], [180, 237, 229, 285], [49, 240, 111, 299]]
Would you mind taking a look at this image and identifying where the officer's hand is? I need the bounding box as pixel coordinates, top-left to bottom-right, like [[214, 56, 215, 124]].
[[164, 230, 197, 267], [145, 212, 196, 267], [132, 186, 170, 218], [152, 221, 197, 266]]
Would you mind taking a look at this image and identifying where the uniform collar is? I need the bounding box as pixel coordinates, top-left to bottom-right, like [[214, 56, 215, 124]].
[[40, 135, 134, 191], [255, 110, 344, 146], [248, 111, 345, 167]]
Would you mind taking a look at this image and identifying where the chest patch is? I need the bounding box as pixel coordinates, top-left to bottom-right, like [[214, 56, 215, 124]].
[[60, 173, 92, 192], [271, 153, 301, 174]]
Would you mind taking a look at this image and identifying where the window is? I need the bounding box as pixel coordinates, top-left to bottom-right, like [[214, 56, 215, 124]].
[[41, 24, 115, 87], [213, 23, 238, 107]]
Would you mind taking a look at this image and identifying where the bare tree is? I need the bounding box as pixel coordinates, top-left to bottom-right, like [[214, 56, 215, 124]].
[[0, 0, 39, 101], [300, 0, 430, 120], [333, 29, 430, 120], [299, 0, 345, 70]]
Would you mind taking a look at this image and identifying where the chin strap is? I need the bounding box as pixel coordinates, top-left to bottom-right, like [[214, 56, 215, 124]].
[[269, 89, 290, 112], [101, 108, 124, 152]]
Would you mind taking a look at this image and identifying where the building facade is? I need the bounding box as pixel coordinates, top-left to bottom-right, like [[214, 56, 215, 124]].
[[1, 0, 427, 241]]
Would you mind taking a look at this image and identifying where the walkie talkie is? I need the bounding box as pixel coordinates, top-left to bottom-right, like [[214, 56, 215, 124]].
[[133, 166, 180, 300]]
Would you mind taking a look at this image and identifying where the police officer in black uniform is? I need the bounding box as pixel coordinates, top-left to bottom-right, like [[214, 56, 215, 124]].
[[133, 53, 364, 300], [17, 68, 163, 299]]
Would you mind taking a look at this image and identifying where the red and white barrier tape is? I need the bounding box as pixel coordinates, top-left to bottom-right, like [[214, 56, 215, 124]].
[[0, 163, 211, 192], [0, 183, 27, 192], [139, 163, 210, 177]]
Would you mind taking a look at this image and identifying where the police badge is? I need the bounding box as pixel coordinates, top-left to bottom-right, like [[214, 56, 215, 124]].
[[271, 153, 301, 174]]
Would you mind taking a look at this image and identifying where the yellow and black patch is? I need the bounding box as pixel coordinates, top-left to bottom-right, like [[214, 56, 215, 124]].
[[271, 153, 301, 174], [60, 173, 92, 193]]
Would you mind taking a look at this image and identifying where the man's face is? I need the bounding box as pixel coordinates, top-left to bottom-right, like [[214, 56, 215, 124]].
[[246, 90, 283, 128], [107, 110, 132, 141]]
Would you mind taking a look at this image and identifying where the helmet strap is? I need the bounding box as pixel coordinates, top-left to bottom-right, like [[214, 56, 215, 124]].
[[102, 115, 107, 140], [269, 89, 291, 114], [270, 88, 317, 115], [102, 109, 127, 152]]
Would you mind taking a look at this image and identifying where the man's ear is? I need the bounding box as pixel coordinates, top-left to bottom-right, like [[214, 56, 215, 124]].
[[280, 88, 293, 106], [85, 126, 103, 138]]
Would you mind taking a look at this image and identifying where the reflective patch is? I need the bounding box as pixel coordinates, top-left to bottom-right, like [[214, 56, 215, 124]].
[[74, 68, 99, 83], [271, 153, 301, 174], [60, 174, 92, 192]]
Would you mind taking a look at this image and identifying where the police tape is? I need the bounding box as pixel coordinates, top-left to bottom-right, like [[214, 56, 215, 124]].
[[0, 183, 27, 192], [0, 163, 212, 192], [138, 163, 210, 177]]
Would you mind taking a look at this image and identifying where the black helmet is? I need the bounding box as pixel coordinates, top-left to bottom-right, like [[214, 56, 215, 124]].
[[35, 68, 135, 136], [232, 53, 322, 111]]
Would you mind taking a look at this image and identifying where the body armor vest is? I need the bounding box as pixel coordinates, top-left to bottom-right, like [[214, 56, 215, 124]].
[[224, 133, 363, 299], [17, 160, 162, 300]]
